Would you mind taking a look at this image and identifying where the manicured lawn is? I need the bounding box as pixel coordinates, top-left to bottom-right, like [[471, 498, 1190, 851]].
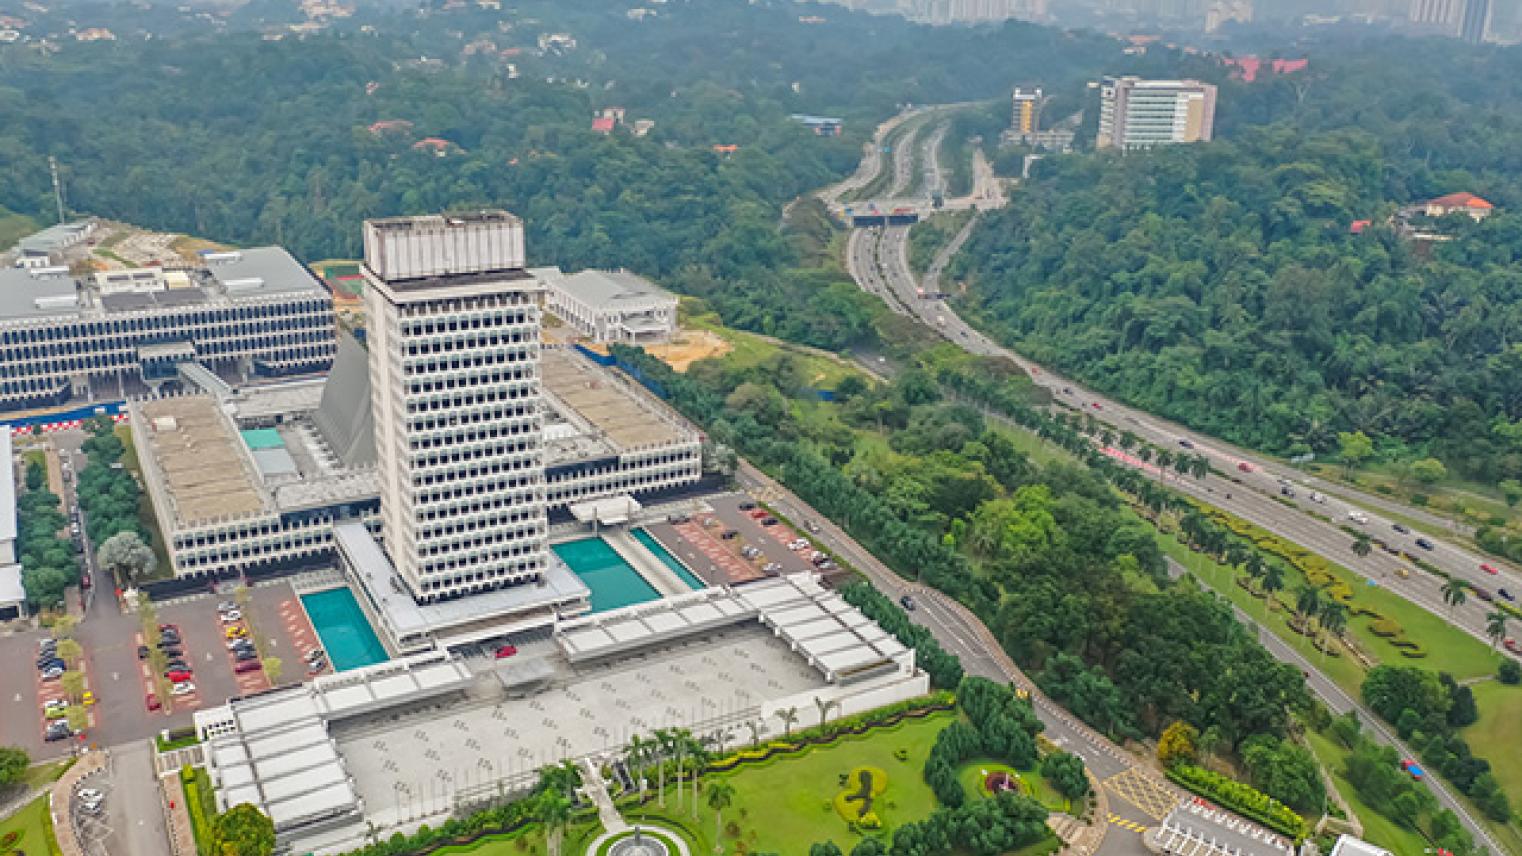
[[1303, 728, 1433, 856], [414, 817, 604, 855], [0, 794, 57, 856], [22, 758, 74, 790], [957, 759, 1069, 814], [1463, 680, 1522, 833], [701, 710, 955, 854]]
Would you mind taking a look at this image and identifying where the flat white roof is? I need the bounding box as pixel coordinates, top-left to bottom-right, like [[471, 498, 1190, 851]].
[[0, 431, 16, 545], [335, 522, 589, 640]]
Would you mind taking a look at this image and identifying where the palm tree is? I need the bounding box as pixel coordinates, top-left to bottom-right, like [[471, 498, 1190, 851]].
[[1190, 454, 1210, 481], [1244, 552, 1267, 591], [1137, 446, 1154, 466], [813, 696, 840, 729], [1294, 585, 1323, 635], [627, 734, 650, 792], [1156, 450, 1175, 481], [1441, 578, 1468, 616], [1486, 610, 1509, 649], [707, 781, 736, 853], [1319, 601, 1348, 661], [774, 706, 799, 738], [1173, 453, 1192, 480], [1351, 535, 1372, 560], [1262, 563, 1285, 604], [743, 719, 763, 749], [534, 792, 572, 856], [1119, 431, 1139, 452]]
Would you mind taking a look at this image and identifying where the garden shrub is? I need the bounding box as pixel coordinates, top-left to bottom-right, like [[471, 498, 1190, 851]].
[[1166, 764, 1306, 840]]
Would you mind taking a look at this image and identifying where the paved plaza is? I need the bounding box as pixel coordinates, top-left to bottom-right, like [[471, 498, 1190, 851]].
[[333, 626, 827, 829]]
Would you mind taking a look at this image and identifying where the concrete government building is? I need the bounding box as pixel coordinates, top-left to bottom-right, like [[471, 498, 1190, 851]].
[[0, 248, 335, 413]]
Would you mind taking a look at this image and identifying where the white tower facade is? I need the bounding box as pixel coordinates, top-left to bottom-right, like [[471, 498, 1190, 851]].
[[361, 212, 548, 603]]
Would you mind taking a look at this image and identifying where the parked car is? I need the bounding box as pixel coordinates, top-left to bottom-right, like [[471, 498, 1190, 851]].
[[747, 509, 768, 520], [1178, 438, 1194, 449], [228, 638, 254, 651], [159, 624, 179, 634], [818, 560, 838, 571], [157, 635, 180, 647], [171, 682, 195, 696], [761, 517, 779, 526], [76, 788, 103, 803], [43, 702, 67, 718], [1393, 523, 1410, 534], [137, 645, 150, 660], [160, 647, 183, 659], [166, 670, 193, 683], [220, 610, 243, 623], [720, 530, 739, 540], [44, 724, 72, 742], [225, 625, 248, 639], [762, 562, 782, 574], [234, 649, 259, 662], [494, 645, 518, 659], [1500, 588, 1514, 603], [40, 667, 63, 681], [233, 660, 262, 674], [1415, 537, 1435, 551], [305, 648, 326, 663], [145, 693, 161, 712], [737, 501, 757, 511]]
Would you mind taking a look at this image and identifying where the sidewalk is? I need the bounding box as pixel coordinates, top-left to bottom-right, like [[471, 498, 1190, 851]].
[[50, 749, 108, 856]]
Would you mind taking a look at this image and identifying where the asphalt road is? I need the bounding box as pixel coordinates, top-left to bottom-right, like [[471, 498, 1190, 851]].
[[1165, 559, 1505, 856], [848, 219, 1522, 653], [735, 461, 1162, 856]]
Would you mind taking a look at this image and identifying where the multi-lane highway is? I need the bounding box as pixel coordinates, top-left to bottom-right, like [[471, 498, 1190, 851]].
[[846, 204, 1520, 654]]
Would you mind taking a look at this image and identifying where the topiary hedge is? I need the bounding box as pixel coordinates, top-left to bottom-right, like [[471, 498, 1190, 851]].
[[1166, 764, 1306, 840]]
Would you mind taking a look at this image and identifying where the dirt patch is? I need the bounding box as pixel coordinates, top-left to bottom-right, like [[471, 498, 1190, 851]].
[[644, 329, 732, 372]]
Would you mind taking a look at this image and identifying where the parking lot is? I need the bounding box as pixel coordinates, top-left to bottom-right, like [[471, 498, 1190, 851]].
[[0, 579, 320, 757], [642, 492, 826, 587]]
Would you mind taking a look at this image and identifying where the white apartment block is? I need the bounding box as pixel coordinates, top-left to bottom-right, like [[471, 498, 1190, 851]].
[[539, 268, 677, 345], [362, 212, 549, 603], [1096, 76, 1217, 151], [0, 247, 334, 413]]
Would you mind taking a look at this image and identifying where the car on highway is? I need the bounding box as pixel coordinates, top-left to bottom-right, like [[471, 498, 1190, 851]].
[[1090, 402, 1102, 410], [747, 509, 768, 520], [720, 530, 739, 540], [1482, 563, 1499, 575], [1237, 462, 1253, 473], [1500, 588, 1514, 602], [1281, 486, 1296, 498], [899, 594, 916, 611], [1348, 510, 1369, 525], [1474, 587, 1494, 602], [1393, 523, 1410, 534], [1177, 438, 1194, 449], [1505, 638, 1520, 654], [737, 501, 757, 511], [1415, 538, 1435, 551], [761, 517, 779, 526], [1401, 759, 1425, 780]]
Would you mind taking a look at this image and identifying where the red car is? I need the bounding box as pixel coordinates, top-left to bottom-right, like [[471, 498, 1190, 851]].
[[233, 661, 262, 674], [1237, 462, 1254, 473], [1090, 402, 1103, 409], [495, 645, 518, 659], [748, 509, 768, 520], [166, 669, 192, 683], [1505, 638, 1520, 654], [145, 693, 161, 712], [1482, 563, 1499, 575]]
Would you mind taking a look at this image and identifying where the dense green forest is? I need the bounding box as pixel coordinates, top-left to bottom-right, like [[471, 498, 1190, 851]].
[[953, 38, 1522, 487], [0, 0, 1135, 351]]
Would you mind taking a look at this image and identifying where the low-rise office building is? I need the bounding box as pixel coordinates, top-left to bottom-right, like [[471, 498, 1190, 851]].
[[134, 338, 702, 583], [539, 267, 677, 345], [0, 247, 335, 414]]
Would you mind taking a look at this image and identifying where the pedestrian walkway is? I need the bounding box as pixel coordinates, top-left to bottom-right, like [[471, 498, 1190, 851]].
[[1101, 768, 1179, 821], [578, 758, 626, 834], [51, 749, 108, 856], [1107, 813, 1149, 834], [157, 769, 195, 856], [603, 530, 687, 597]]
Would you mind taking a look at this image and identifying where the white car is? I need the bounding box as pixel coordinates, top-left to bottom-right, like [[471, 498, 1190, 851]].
[[220, 610, 242, 623], [171, 682, 196, 696], [76, 788, 103, 802], [1348, 510, 1369, 525]]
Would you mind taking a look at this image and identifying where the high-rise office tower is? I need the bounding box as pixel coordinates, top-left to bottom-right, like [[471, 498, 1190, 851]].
[[1012, 88, 1043, 137], [1409, 0, 1464, 27], [1096, 76, 1218, 151], [1460, 0, 1492, 41], [361, 212, 548, 603]]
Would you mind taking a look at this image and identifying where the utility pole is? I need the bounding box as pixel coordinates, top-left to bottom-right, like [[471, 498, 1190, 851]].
[[49, 156, 67, 223]]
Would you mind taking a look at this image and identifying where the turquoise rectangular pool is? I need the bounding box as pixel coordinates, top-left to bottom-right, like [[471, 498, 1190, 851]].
[[553, 537, 661, 613], [633, 529, 706, 590], [300, 587, 390, 672]]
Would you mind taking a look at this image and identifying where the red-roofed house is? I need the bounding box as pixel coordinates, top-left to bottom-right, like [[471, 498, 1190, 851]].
[[411, 137, 458, 156], [1424, 192, 1495, 221], [591, 116, 616, 134], [1350, 220, 1372, 235], [368, 119, 414, 135], [711, 144, 739, 155], [1272, 58, 1309, 75], [1224, 56, 1262, 82]]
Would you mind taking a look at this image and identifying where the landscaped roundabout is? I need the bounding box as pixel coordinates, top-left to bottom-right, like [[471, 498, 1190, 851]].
[[589, 825, 688, 856]]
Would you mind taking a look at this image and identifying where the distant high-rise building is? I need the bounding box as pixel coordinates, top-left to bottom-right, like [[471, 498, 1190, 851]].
[[1205, 0, 1253, 31], [1012, 88, 1043, 137], [361, 211, 548, 603], [1096, 76, 1217, 151], [1460, 0, 1492, 41], [897, 0, 1046, 25], [1409, 0, 1463, 28]]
